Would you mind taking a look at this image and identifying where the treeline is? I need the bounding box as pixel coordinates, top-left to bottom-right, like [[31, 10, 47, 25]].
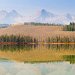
[[0, 35, 75, 44], [24, 22, 62, 26], [63, 22, 75, 31], [0, 35, 38, 43], [47, 36, 75, 43], [0, 24, 9, 28]]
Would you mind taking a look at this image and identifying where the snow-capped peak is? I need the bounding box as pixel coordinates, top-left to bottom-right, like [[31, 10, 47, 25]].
[[40, 9, 55, 18], [33, 9, 75, 24], [65, 13, 73, 21], [34, 9, 56, 23], [0, 9, 75, 25], [7, 10, 21, 17]]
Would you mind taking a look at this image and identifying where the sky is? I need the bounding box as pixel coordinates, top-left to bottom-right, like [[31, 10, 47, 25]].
[[0, 0, 75, 16]]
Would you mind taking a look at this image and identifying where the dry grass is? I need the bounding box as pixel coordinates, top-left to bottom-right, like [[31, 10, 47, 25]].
[[0, 25, 75, 41], [0, 25, 64, 41]]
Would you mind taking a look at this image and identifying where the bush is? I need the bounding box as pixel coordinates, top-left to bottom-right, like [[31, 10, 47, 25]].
[[63, 22, 75, 31]]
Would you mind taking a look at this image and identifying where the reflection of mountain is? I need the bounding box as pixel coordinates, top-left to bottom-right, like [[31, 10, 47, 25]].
[[0, 9, 75, 24]]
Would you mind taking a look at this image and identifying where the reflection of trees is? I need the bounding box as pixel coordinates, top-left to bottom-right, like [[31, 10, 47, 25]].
[[1, 44, 75, 51], [0, 44, 37, 52], [47, 44, 75, 50], [63, 55, 75, 64]]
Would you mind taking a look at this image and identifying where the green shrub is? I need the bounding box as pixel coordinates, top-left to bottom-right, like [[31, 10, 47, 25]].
[[63, 22, 75, 31]]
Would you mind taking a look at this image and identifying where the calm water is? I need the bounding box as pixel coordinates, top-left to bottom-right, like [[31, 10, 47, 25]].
[[0, 60, 75, 75], [0, 44, 75, 75]]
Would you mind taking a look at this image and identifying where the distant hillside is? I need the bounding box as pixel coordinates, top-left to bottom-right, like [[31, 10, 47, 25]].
[[0, 25, 75, 41], [0, 24, 9, 28]]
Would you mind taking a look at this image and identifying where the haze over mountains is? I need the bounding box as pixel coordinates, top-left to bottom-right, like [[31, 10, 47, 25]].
[[0, 9, 75, 24], [0, 10, 23, 24], [34, 9, 75, 24]]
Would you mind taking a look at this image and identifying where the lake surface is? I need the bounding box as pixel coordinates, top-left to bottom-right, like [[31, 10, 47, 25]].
[[0, 60, 75, 75], [0, 44, 75, 75]]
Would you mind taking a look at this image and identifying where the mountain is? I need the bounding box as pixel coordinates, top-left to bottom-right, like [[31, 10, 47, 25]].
[[7, 10, 21, 17], [34, 9, 55, 23], [0, 10, 23, 24], [39, 9, 55, 18], [66, 13, 72, 20], [33, 9, 74, 24], [0, 10, 8, 20], [0, 9, 75, 25], [4, 10, 23, 24]]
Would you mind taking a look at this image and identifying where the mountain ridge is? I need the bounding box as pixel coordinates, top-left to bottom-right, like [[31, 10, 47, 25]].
[[0, 9, 75, 25]]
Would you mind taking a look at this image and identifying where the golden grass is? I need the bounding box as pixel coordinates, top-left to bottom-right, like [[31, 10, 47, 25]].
[[0, 46, 75, 62]]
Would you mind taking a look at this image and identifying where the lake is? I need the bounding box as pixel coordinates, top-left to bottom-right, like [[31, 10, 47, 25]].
[[0, 44, 75, 75]]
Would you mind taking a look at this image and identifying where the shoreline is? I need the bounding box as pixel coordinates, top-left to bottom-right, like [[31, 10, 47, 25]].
[[0, 42, 75, 45]]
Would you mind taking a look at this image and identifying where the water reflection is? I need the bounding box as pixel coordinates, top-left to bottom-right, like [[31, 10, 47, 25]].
[[64, 55, 75, 64], [0, 44, 75, 51], [0, 44, 75, 64], [47, 44, 75, 50], [0, 44, 75, 75], [0, 44, 37, 51], [0, 60, 75, 75]]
